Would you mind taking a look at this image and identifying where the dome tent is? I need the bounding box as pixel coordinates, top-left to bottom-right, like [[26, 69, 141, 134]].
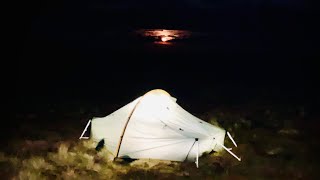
[[79, 89, 240, 167]]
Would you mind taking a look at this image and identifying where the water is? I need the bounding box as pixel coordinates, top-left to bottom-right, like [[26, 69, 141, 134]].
[[16, 6, 319, 109]]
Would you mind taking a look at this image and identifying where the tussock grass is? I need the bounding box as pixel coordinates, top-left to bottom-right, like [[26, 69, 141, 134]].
[[3, 105, 320, 179], [2, 139, 241, 180]]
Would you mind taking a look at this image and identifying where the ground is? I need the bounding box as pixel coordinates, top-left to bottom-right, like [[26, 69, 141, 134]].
[[2, 101, 320, 179]]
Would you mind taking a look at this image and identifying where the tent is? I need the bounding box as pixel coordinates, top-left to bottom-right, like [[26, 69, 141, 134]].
[[79, 89, 240, 167]]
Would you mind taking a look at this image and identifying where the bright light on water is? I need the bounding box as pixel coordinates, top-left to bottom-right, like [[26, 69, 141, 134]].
[[161, 36, 173, 42], [136, 29, 192, 43]]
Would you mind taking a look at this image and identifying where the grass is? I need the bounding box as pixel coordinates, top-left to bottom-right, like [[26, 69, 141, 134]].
[[2, 102, 320, 179]]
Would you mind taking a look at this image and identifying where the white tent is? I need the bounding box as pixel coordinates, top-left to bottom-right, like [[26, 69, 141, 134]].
[[80, 89, 240, 167]]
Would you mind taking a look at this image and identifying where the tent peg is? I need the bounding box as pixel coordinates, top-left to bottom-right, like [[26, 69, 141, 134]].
[[79, 120, 91, 139], [217, 142, 241, 161], [227, 131, 238, 147]]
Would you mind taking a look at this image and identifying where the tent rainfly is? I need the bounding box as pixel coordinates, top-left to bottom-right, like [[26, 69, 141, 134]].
[[79, 89, 240, 167]]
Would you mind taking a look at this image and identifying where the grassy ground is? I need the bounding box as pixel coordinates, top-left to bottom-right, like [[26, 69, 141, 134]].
[[2, 102, 320, 179]]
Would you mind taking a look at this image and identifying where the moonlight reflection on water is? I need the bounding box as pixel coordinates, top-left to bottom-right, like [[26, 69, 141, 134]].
[[136, 29, 192, 43]]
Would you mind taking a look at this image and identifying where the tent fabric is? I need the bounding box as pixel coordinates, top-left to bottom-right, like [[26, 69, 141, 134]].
[[90, 89, 226, 162], [91, 97, 141, 155]]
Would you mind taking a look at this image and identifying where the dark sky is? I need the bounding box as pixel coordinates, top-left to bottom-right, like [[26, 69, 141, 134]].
[[105, 0, 307, 9], [15, 0, 319, 108]]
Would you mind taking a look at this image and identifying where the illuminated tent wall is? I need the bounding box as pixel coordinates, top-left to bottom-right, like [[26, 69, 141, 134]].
[[81, 89, 238, 165]]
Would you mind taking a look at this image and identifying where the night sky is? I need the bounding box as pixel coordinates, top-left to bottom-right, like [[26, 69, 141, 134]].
[[15, 0, 319, 112]]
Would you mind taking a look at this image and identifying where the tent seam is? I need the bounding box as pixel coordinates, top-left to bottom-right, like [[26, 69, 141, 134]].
[[114, 97, 143, 158]]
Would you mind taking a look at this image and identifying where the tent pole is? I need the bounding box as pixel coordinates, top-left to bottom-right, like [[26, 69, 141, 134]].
[[114, 98, 143, 159]]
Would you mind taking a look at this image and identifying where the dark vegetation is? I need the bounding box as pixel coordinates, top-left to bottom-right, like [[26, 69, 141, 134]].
[[3, 98, 320, 179]]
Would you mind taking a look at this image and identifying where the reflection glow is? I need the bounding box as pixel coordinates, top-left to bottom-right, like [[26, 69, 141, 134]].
[[136, 29, 192, 43], [161, 36, 174, 42]]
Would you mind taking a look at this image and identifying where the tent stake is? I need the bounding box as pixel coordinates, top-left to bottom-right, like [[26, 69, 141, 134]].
[[217, 142, 241, 161], [227, 132, 238, 147], [79, 120, 91, 139], [195, 139, 199, 168]]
